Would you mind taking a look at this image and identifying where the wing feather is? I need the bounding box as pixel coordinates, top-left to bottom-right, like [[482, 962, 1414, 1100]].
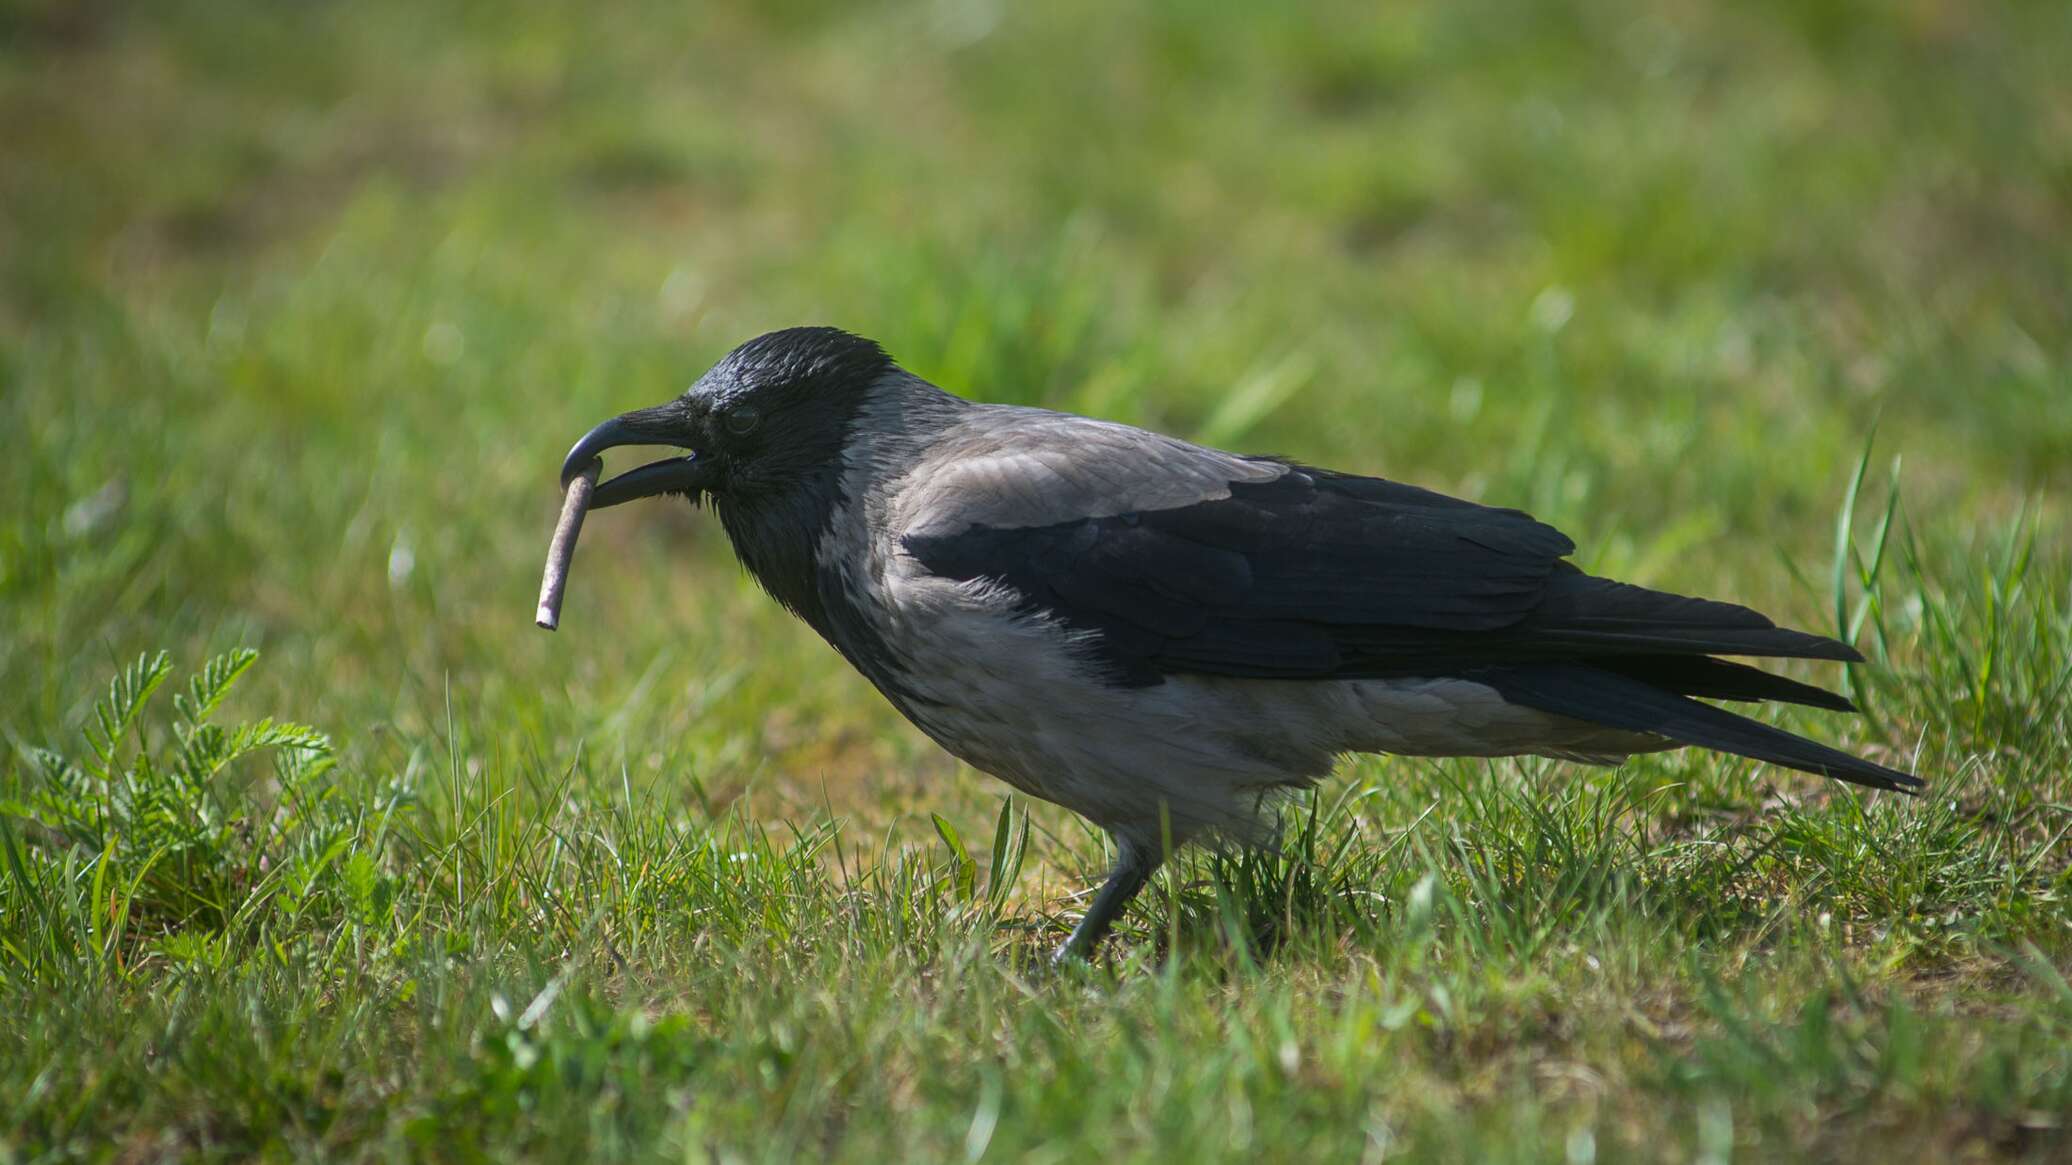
[[901, 432, 1855, 698]]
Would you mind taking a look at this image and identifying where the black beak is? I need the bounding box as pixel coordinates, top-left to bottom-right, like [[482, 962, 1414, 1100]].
[[560, 402, 717, 509]]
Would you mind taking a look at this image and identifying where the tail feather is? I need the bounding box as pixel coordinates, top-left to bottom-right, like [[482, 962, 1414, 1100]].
[[1530, 624, 1864, 662], [1481, 662, 1920, 795], [1527, 571, 1866, 663], [1596, 655, 1857, 712]]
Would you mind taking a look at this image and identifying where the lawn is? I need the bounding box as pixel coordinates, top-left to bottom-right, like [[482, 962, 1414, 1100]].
[[3, 0, 2069, 1159]]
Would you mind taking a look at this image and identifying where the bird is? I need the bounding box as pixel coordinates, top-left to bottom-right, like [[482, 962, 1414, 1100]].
[[559, 326, 1920, 961]]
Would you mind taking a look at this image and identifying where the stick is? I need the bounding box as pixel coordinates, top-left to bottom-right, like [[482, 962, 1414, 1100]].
[[536, 459, 600, 631]]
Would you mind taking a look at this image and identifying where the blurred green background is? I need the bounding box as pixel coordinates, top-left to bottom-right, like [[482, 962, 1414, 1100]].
[[2, 1, 2069, 1160], [3, 0, 2066, 764]]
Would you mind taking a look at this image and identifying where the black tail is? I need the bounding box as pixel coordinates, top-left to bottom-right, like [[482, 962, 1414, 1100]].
[[1518, 571, 1869, 663], [1480, 662, 1920, 795], [1596, 655, 1857, 712]]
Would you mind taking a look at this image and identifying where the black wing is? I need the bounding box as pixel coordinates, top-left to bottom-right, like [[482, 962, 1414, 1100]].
[[903, 462, 1918, 794], [904, 465, 1852, 685]]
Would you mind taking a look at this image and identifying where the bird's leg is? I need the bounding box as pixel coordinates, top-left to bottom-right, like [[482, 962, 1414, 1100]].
[[1053, 837, 1159, 964]]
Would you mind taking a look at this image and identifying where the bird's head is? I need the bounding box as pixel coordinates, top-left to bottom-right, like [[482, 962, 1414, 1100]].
[[560, 327, 894, 510]]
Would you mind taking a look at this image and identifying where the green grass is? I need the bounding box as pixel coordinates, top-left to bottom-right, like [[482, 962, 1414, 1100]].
[[3, 0, 2069, 1159]]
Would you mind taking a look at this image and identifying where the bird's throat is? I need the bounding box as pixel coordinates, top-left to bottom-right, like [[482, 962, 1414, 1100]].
[[715, 482, 843, 640]]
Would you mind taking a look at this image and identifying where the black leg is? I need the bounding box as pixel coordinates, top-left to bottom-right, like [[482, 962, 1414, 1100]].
[[1054, 837, 1159, 963]]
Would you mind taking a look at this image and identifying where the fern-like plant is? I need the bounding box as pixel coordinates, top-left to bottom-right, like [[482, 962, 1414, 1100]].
[[2, 650, 358, 960]]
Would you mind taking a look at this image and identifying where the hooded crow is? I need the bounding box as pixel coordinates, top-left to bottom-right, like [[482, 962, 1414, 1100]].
[[560, 326, 1920, 960]]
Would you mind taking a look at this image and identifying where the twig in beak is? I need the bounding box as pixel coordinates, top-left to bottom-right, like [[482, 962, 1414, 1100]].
[[536, 458, 601, 631]]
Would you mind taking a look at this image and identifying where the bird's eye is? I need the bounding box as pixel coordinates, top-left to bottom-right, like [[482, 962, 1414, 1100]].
[[723, 407, 761, 436]]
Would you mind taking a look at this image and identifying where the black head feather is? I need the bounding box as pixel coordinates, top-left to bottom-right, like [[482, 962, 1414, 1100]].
[[687, 328, 896, 642], [696, 327, 893, 412]]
